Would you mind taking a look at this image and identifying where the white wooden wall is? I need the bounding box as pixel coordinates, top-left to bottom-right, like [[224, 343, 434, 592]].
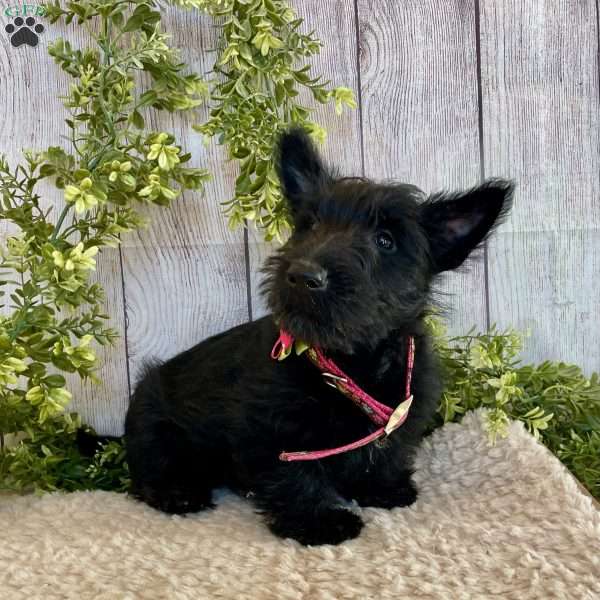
[[1, 0, 598, 435]]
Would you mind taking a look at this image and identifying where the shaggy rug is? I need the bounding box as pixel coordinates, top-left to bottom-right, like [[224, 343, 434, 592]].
[[1, 409, 598, 600]]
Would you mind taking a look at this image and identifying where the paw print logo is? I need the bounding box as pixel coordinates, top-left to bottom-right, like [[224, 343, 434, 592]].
[[5, 16, 44, 48]]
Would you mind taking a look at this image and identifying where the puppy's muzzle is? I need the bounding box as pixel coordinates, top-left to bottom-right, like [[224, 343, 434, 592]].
[[286, 260, 328, 292]]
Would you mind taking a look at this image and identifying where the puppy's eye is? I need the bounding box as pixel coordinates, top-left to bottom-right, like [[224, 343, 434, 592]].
[[374, 230, 395, 252]]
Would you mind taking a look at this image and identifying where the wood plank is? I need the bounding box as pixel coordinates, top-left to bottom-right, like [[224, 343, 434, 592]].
[[71, 249, 130, 435], [358, 0, 487, 334], [248, 0, 362, 319], [0, 18, 130, 433], [121, 7, 249, 403], [489, 230, 600, 370], [479, 0, 600, 373]]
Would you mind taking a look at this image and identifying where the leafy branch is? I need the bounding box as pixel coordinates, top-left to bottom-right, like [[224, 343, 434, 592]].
[[0, 0, 209, 490], [189, 0, 356, 241]]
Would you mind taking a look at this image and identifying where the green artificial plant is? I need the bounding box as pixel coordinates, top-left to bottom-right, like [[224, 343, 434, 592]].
[[190, 0, 356, 241], [1, 0, 211, 491]]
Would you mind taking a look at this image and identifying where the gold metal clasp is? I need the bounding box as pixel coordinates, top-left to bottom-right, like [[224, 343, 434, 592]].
[[384, 395, 414, 435], [322, 372, 348, 389]]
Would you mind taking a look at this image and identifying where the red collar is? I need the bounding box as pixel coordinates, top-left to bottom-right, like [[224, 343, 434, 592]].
[[271, 330, 415, 461]]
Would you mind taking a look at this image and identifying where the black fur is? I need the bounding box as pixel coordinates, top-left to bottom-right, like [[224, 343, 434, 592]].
[[125, 128, 513, 545]]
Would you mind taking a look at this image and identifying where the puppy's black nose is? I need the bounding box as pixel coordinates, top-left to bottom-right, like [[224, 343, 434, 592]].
[[286, 262, 328, 291]]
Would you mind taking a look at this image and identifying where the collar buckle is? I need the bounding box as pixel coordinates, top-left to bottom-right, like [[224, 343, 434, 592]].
[[384, 395, 414, 435], [322, 372, 348, 389]]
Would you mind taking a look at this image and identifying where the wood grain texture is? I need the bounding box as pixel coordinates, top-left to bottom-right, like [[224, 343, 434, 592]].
[[358, 0, 488, 334], [479, 0, 600, 373], [121, 7, 249, 420], [247, 0, 362, 319], [66, 249, 129, 435], [0, 18, 130, 433]]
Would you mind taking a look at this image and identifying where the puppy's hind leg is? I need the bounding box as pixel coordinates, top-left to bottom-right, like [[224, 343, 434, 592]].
[[125, 369, 222, 515], [126, 417, 220, 514]]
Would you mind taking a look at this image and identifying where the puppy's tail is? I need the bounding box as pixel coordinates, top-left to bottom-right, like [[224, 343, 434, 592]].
[[76, 360, 163, 457], [76, 428, 122, 457]]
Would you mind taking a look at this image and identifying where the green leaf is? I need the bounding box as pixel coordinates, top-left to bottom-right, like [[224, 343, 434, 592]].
[[123, 6, 160, 33], [111, 11, 124, 27], [39, 164, 56, 177], [43, 375, 67, 388], [130, 110, 145, 129], [41, 445, 53, 457], [138, 90, 158, 108]]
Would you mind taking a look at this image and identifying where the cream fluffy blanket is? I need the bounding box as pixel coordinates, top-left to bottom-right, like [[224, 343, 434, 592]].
[[1, 410, 599, 600]]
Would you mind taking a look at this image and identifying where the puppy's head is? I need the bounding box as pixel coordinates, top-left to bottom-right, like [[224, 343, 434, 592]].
[[262, 128, 513, 353]]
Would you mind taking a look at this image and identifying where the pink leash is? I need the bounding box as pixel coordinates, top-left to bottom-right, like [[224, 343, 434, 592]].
[[271, 330, 415, 461]]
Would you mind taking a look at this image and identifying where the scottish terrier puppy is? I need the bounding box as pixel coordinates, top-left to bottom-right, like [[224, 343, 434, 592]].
[[125, 128, 512, 546]]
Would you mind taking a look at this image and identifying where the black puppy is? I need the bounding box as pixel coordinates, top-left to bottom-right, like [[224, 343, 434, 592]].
[[125, 129, 512, 546]]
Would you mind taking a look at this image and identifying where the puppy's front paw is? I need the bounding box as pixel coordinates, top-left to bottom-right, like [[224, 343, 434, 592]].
[[355, 479, 418, 509], [268, 508, 364, 546]]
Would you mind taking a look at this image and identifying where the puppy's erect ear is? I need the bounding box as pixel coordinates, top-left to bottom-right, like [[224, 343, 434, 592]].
[[419, 179, 514, 273], [276, 127, 329, 211]]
